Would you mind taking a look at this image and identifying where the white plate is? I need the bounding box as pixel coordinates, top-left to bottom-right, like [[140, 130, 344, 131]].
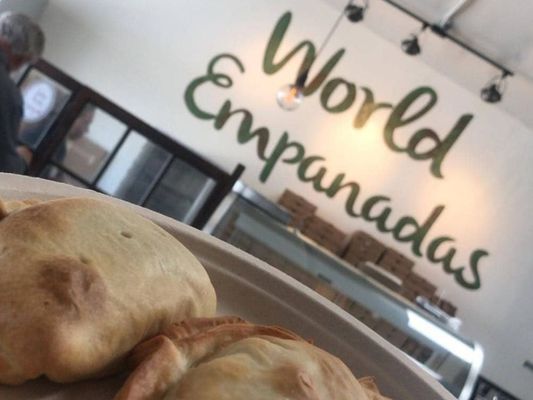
[[0, 173, 455, 399]]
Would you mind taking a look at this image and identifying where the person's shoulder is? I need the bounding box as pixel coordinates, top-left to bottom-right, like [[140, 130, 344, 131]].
[[0, 68, 23, 108], [0, 68, 19, 95]]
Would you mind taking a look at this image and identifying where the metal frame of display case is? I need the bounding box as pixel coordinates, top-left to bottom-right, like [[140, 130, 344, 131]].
[[16, 59, 244, 229], [470, 376, 521, 400]]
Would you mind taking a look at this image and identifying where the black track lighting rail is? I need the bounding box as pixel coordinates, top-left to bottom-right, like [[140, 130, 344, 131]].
[[380, 0, 514, 76]]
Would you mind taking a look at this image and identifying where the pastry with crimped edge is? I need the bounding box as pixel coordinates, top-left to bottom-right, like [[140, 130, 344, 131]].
[[0, 196, 216, 385], [115, 316, 391, 400]]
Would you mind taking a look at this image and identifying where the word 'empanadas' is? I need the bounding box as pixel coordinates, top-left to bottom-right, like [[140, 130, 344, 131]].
[[0, 197, 216, 385], [115, 317, 391, 400]]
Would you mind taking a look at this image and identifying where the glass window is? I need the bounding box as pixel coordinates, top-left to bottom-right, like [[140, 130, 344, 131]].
[[96, 131, 171, 203], [18, 69, 72, 149], [40, 164, 88, 189], [144, 159, 216, 224], [53, 104, 127, 183]]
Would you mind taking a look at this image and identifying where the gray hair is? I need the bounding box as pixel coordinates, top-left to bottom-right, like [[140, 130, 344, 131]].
[[0, 12, 45, 61]]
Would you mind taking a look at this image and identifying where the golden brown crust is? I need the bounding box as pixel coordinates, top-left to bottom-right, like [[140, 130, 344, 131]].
[[160, 316, 248, 343], [0, 198, 41, 219], [0, 197, 216, 385], [359, 376, 392, 400], [115, 317, 388, 400]]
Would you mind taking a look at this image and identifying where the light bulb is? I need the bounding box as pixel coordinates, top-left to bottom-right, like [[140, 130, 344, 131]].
[[276, 84, 304, 111]]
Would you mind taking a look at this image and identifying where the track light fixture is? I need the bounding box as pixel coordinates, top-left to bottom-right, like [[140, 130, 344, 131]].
[[480, 71, 509, 103], [401, 36, 420, 56], [277, 0, 364, 111], [401, 24, 428, 56], [344, 0, 369, 23], [382, 0, 514, 105]]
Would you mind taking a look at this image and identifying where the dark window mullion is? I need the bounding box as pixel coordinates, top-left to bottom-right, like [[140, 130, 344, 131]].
[[140, 156, 175, 207], [46, 161, 95, 189], [91, 128, 131, 186], [189, 163, 244, 229], [139, 155, 177, 207]]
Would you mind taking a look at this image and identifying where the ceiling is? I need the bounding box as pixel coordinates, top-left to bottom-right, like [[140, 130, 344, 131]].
[[320, 0, 533, 128]]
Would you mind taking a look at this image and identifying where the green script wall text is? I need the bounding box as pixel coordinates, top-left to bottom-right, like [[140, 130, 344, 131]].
[[264, 12, 474, 179], [182, 11, 490, 290], [184, 52, 489, 290]]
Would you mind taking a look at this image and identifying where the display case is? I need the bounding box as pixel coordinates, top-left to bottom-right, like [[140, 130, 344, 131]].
[[205, 181, 484, 400]]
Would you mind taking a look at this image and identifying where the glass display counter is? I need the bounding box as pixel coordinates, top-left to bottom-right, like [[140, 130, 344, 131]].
[[205, 181, 483, 400]]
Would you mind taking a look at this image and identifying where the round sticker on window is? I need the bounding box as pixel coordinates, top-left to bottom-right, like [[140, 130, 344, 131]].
[[22, 81, 57, 123]]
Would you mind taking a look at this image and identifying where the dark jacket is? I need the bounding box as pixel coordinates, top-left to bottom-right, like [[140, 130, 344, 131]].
[[0, 48, 26, 174]]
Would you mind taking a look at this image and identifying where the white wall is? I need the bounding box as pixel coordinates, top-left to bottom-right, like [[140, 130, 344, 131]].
[[39, 1, 533, 397]]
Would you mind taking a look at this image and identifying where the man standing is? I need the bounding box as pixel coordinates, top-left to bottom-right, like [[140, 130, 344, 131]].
[[0, 12, 45, 174]]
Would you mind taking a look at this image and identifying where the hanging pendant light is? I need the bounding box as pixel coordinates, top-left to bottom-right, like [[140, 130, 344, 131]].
[[276, 70, 308, 111], [276, 84, 305, 111], [277, 0, 365, 111]]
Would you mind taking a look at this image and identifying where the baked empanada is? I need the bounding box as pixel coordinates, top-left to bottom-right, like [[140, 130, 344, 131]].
[[0, 197, 216, 385], [115, 317, 390, 400]]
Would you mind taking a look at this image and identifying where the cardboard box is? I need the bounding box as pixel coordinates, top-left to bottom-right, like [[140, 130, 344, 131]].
[[403, 273, 437, 298], [377, 247, 414, 279], [399, 286, 418, 302], [437, 299, 458, 317], [342, 231, 386, 265], [301, 215, 347, 254], [278, 190, 317, 227]]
